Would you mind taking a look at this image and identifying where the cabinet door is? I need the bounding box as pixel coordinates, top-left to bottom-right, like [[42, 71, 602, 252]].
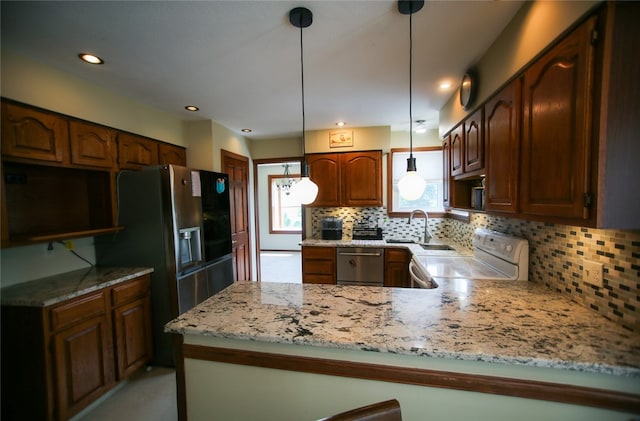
[[117, 132, 159, 170], [307, 154, 340, 207], [442, 136, 451, 208], [485, 80, 521, 213], [158, 143, 187, 166], [464, 109, 484, 173], [340, 151, 382, 206], [53, 315, 114, 420], [450, 125, 464, 176], [1, 101, 69, 163], [113, 296, 153, 380], [520, 16, 595, 220], [69, 120, 117, 169], [302, 246, 336, 284], [384, 248, 410, 287]]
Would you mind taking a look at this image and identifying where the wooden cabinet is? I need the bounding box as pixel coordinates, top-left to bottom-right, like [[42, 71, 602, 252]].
[[0, 275, 152, 421], [520, 15, 595, 221], [442, 136, 451, 208], [69, 120, 117, 170], [117, 132, 159, 170], [450, 125, 464, 177], [384, 248, 410, 288], [302, 246, 336, 284], [463, 109, 484, 174], [111, 275, 153, 380], [51, 291, 115, 420], [484, 80, 520, 214], [308, 150, 382, 207], [1, 101, 69, 164], [341, 151, 383, 206], [158, 142, 187, 166]]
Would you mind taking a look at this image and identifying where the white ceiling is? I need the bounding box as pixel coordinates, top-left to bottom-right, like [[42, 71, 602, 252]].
[[1, 1, 523, 140]]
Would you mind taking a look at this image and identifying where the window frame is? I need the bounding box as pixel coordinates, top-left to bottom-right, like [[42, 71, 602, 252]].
[[387, 146, 447, 218], [268, 173, 303, 234]]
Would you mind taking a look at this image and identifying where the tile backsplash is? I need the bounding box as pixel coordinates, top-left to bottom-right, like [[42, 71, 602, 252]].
[[310, 207, 640, 333]]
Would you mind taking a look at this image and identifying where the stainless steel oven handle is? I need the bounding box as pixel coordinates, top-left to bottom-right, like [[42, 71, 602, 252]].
[[409, 260, 432, 289], [338, 252, 382, 257]]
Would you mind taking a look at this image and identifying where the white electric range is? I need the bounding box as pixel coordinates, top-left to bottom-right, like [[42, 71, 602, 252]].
[[409, 228, 529, 288]]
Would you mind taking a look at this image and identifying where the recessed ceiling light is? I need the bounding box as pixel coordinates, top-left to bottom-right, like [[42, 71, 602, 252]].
[[415, 120, 427, 134], [78, 53, 104, 65], [336, 121, 346, 127], [241, 128, 252, 133], [185, 105, 199, 112], [439, 81, 453, 90]]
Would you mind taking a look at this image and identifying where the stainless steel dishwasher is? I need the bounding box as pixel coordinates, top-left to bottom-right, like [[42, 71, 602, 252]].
[[336, 248, 384, 286]]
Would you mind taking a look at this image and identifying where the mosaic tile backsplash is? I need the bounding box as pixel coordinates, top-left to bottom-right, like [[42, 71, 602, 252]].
[[310, 207, 640, 333]]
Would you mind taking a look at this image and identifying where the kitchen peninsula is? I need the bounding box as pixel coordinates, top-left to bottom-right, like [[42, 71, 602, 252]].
[[165, 277, 640, 421]]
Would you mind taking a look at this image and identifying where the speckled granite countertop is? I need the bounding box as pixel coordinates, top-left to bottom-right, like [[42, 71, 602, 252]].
[[166, 280, 640, 377], [1, 266, 154, 307], [301, 238, 473, 256]]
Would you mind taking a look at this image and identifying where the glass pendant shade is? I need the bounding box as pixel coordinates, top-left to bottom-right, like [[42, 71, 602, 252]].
[[398, 170, 426, 201], [291, 176, 319, 205]]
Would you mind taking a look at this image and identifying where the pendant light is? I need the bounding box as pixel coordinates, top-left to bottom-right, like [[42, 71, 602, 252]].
[[397, 0, 426, 201], [289, 7, 319, 205]]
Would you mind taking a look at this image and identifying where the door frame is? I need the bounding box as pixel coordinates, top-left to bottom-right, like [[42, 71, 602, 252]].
[[253, 156, 303, 282]]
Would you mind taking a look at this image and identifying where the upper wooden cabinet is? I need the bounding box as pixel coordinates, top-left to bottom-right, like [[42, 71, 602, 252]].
[[69, 120, 117, 170], [117, 132, 159, 170], [484, 80, 521, 214], [463, 109, 484, 174], [1, 101, 69, 164], [520, 14, 595, 221], [158, 142, 187, 166], [341, 151, 382, 206], [307, 154, 341, 206], [308, 150, 382, 207], [450, 125, 464, 177]]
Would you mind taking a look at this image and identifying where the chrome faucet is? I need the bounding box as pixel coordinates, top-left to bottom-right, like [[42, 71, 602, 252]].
[[408, 209, 432, 243]]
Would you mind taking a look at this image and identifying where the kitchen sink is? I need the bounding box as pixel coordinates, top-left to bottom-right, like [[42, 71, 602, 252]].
[[385, 239, 416, 244], [419, 244, 455, 251]]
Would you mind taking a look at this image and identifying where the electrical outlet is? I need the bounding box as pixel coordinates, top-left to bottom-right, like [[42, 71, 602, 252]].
[[583, 259, 604, 287]]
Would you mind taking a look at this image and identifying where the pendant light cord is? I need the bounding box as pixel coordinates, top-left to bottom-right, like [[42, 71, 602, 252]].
[[299, 20, 308, 175], [409, 10, 414, 159]]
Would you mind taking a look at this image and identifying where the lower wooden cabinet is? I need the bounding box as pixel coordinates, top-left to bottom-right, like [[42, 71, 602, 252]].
[[384, 248, 411, 288], [302, 246, 336, 284], [1, 274, 152, 421]]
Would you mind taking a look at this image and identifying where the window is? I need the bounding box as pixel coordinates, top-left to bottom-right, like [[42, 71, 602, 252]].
[[269, 174, 302, 233], [389, 147, 445, 216]]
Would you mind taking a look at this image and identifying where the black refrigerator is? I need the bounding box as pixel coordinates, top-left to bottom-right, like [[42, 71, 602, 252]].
[[96, 165, 233, 367]]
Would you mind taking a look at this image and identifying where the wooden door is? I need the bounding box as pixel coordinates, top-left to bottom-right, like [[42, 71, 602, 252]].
[[222, 150, 251, 282], [113, 296, 152, 380], [485, 80, 521, 213], [384, 248, 410, 288], [69, 120, 117, 170], [307, 153, 340, 207], [450, 125, 464, 176], [520, 15, 595, 220], [341, 151, 382, 206], [464, 109, 484, 173], [117, 132, 159, 170], [442, 136, 451, 208], [158, 143, 187, 166], [1, 101, 69, 164]]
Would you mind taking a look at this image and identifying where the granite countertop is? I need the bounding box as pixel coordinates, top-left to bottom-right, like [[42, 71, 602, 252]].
[[1, 266, 154, 307], [301, 238, 473, 257], [165, 280, 640, 377]]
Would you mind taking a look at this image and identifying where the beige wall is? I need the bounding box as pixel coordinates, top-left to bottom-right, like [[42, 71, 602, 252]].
[[1, 48, 186, 145], [304, 126, 391, 154], [439, 1, 600, 136]]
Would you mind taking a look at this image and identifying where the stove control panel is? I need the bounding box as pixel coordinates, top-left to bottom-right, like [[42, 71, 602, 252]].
[[472, 228, 528, 264]]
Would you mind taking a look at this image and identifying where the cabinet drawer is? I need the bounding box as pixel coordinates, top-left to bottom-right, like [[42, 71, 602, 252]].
[[302, 274, 336, 285], [302, 246, 335, 260], [50, 291, 106, 332], [111, 275, 150, 308]]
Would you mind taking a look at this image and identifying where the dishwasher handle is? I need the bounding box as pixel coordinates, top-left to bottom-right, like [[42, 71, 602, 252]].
[[338, 251, 382, 257], [409, 259, 433, 289]]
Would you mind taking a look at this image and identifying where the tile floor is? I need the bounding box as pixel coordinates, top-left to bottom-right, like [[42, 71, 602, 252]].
[[74, 253, 299, 420], [72, 366, 177, 421], [260, 250, 302, 283]]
